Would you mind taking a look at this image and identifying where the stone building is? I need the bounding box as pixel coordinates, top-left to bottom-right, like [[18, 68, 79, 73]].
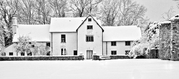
[[159, 15, 179, 60]]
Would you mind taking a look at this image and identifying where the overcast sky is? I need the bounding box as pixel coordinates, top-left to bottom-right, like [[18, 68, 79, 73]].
[[134, 0, 179, 22]]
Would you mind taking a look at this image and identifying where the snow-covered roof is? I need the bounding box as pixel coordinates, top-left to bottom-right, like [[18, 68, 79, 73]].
[[103, 26, 141, 41], [50, 17, 85, 32], [50, 16, 102, 32], [170, 14, 179, 21], [13, 25, 50, 42], [160, 21, 171, 24]]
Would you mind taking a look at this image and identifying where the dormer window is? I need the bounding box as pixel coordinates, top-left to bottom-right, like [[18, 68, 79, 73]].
[[88, 18, 92, 22], [87, 25, 93, 30]]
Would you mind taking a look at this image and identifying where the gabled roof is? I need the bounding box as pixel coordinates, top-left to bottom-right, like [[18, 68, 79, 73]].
[[76, 15, 104, 32], [50, 17, 85, 32], [103, 26, 141, 41], [13, 25, 50, 42], [50, 15, 103, 32]]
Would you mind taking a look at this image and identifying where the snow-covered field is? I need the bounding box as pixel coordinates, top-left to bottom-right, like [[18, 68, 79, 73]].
[[0, 59, 179, 79]]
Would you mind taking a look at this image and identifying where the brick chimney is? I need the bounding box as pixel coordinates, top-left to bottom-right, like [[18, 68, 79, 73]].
[[12, 17, 18, 34]]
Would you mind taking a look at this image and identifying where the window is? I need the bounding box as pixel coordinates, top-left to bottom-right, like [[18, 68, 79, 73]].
[[74, 50, 77, 55], [61, 48, 66, 55], [64, 49, 66, 55], [21, 52, 25, 56], [31, 45, 35, 47], [111, 41, 116, 46], [47, 51, 50, 56], [27, 52, 32, 56], [61, 34, 66, 43], [88, 18, 92, 22], [61, 49, 63, 55], [1, 52, 6, 56], [46, 43, 50, 47], [9, 52, 13, 56], [125, 41, 131, 46], [86, 35, 94, 42], [111, 51, 117, 55], [125, 50, 130, 55], [87, 25, 93, 30]]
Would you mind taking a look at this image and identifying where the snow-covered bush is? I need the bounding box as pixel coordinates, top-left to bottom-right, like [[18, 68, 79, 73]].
[[15, 36, 49, 56], [15, 36, 31, 56], [129, 22, 159, 58]]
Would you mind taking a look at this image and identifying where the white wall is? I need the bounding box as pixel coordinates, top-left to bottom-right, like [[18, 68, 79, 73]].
[[103, 42, 107, 56], [78, 17, 103, 59], [103, 41, 134, 55], [52, 32, 77, 56], [4, 44, 16, 56]]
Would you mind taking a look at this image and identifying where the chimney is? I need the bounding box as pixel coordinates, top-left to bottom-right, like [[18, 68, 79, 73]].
[[12, 17, 18, 34]]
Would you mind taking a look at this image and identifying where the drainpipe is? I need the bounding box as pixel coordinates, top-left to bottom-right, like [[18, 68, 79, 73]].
[[106, 42, 107, 55], [171, 21, 173, 60]]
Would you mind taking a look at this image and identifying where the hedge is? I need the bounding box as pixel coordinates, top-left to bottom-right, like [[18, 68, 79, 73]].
[[92, 55, 131, 60], [110, 55, 131, 59], [0, 55, 84, 61], [92, 55, 100, 60]]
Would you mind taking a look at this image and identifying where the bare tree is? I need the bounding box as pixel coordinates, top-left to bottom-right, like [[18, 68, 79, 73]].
[[34, 0, 51, 24], [49, 0, 67, 17], [118, 0, 147, 26], [70, 0, 102, 17], [19, 0, 36, 24], [0, 21, 4, 47], [0, 0, 19, 46], [100, 0, 119, 26], [162, 7, 175, 20], [100, 0, 147, 26]]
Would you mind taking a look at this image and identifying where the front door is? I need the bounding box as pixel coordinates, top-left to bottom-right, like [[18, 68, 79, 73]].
[[86, 50, 93, 59]]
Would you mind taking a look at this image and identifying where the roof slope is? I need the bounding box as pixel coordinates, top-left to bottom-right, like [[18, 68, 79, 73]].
[[13, 25, 50, 42], [103, 26, 141, 41], [76, 15, 104, 32], [50, 17, 85, 32]]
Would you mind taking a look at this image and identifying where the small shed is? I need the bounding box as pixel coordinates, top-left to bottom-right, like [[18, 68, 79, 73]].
[[159, 15, 179, 60]]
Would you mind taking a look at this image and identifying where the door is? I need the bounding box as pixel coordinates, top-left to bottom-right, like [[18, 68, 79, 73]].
[[61, 48, 66, 55], [86, 50, 93, 59]]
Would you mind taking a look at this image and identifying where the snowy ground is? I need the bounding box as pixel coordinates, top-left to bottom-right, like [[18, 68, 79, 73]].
[[0, 59, 179, 79]]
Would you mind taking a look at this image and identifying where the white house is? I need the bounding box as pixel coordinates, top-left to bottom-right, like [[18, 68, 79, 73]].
[[4, 15, 141, 59], [103, 26, 141, 56], [4, 25, 50, 56], [50, 16, 104, 59]]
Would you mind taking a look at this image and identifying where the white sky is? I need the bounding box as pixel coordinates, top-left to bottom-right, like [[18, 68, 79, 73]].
[[134, 0, 179, 22]]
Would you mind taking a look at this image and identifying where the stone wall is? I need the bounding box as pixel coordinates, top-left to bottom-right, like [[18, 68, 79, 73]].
[[171, 19, 179, 60], [159, 23, 171, 60]]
